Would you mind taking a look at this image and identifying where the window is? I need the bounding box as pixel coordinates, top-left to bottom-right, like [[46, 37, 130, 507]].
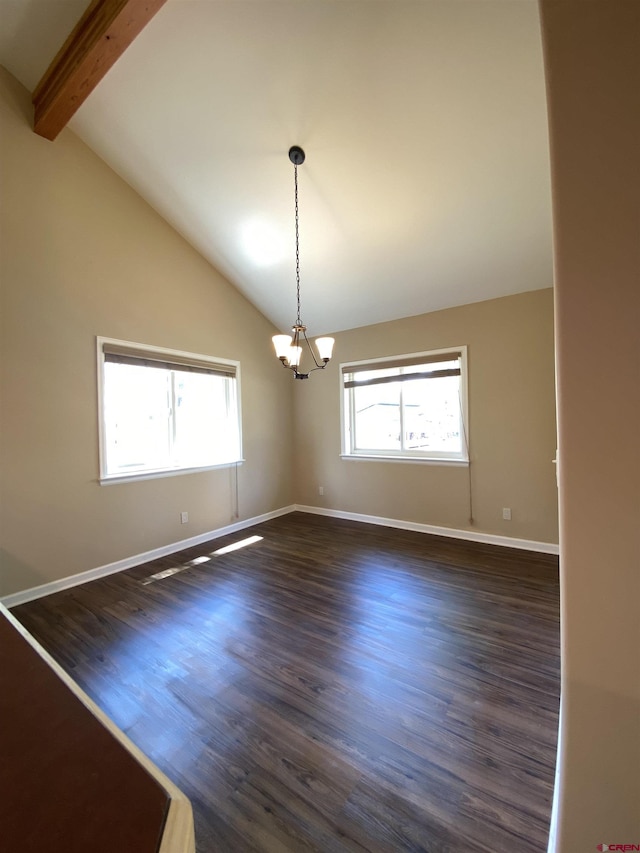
[[341, 347, 468, 463], [97, 338, 241, 482]]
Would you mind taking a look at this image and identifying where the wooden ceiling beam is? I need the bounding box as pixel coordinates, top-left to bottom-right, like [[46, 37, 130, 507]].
[[32, 0, 168, 141]]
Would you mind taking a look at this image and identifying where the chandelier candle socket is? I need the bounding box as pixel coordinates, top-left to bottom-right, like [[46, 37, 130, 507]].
[[272, 146, 335, 379]]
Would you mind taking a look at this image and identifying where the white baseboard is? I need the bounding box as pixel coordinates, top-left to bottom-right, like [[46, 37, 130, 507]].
[[294, 505, 560, 555], [1, 505, 296, 609], [2, 502, 558, 608]]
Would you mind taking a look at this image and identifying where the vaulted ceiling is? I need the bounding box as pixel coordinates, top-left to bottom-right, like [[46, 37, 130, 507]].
[[0, 0, 553, 335]]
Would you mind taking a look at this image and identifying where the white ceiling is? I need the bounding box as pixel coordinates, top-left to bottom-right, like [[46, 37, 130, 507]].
[[0, 0, 553, 336]]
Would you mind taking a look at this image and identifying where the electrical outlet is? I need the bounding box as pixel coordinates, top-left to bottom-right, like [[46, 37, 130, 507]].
[[180, 511, 189, 524], [502, 507, 512, 521], [318, 486, 324, 496]]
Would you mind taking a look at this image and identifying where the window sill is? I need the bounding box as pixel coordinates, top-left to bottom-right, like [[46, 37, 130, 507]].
[[99, 460, 245, 485], [340, 454, 468, 466]]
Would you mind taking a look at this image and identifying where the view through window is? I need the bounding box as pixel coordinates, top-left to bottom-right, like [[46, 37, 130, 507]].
[[98, 338, 241, 481], [341, 348, 468, 462]]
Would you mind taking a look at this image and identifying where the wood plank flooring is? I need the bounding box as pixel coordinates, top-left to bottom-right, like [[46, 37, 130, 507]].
[[13, 512, 560, 853]]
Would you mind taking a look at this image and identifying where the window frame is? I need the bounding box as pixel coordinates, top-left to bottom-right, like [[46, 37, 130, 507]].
[[340, 346, 469, 465], [97, 336, 243, 484]]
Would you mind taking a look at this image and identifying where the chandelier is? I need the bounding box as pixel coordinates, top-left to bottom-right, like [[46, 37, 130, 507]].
[[272, 146, 334, 379]]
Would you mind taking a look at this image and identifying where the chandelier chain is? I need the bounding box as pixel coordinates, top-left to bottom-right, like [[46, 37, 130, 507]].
[[294, 163, 301, 326]]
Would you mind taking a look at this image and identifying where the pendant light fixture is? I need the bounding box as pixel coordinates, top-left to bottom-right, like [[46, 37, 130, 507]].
[[272, 146, 334, 379]]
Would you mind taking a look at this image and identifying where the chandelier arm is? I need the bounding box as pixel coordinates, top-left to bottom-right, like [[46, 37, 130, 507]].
[[279, 359, 309, 379], [301, 327, 323, 370]]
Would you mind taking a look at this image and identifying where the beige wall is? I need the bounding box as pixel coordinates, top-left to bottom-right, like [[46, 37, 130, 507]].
[[0, 68, 294, 597], [294, 288, 558, 545], [540, 1, 640, 849]]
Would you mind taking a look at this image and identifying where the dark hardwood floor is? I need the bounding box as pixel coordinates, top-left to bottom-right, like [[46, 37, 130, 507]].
[[13, 512, 560, 853]]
